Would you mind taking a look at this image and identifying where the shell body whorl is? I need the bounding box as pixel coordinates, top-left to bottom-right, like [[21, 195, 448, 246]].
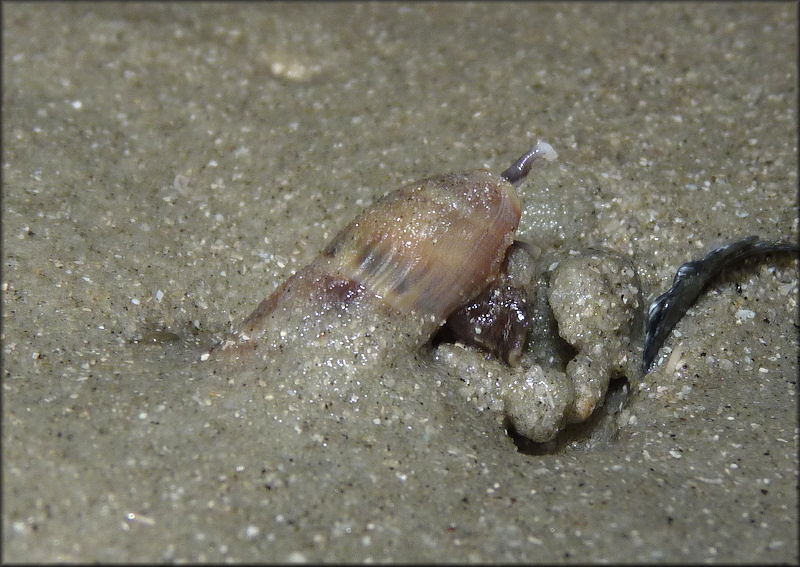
[[212, 157, 540, 362], [322, 170, 521, 321]]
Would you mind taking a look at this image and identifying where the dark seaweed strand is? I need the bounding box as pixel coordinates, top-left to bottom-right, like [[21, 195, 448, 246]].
[[643, 235, 799, 373]]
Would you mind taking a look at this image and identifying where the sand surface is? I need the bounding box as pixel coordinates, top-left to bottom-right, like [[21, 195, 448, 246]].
[[3, 3, 798, 562]]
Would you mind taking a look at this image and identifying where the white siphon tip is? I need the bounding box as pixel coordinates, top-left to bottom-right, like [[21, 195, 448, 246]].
[[535, 141, 558, 161]]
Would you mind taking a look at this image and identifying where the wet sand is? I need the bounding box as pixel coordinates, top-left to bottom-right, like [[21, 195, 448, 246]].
[[3, 3, 797, 562]]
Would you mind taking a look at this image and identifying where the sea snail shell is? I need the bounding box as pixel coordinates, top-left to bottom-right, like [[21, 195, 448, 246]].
[[211, 142, 557, 361]]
